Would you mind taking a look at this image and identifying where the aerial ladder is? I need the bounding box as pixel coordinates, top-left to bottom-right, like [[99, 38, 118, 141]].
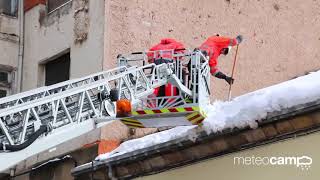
[[0, 49, 211, 151]]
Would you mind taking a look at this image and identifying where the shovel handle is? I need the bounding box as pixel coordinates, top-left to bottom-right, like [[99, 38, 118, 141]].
[[228, 45, 239, 101]]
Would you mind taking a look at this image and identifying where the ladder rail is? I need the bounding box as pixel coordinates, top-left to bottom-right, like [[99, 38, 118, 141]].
[[0, 66, 129, 110], [0, 63, 172, 145]]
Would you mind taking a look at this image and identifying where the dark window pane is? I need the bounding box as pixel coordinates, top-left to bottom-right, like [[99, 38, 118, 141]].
[[48, 0, 70, 12], [0, 90, 7, 98], [45, 53, 70, 86], [0, 0, 18, 17], [0, 72, 8, 83]]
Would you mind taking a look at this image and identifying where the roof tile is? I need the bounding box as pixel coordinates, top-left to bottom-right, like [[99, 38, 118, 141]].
[[242, 129, 267, 142], [262, 125, 278, 138], [226, 134, 248, 148], [162, 151, 185, 165], [289, 115, 315, 130], [275, 121, 294, 134], [148, 156, 167, 170], [310, 111, 320, 124]]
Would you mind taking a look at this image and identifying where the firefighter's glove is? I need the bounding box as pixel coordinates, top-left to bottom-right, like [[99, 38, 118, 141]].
[[214, 71, 227, 79], [225, 76, 235, 85], [236, 35, 243, 44], [214, 72, 234, 85]]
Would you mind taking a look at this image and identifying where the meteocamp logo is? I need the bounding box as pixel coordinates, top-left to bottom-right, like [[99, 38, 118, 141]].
[[234, 155, 312, 171]]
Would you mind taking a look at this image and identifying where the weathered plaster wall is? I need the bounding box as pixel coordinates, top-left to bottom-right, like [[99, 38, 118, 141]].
[[0, 15, 19, 95], [0, 15, 19, 68], [23, 0, 104, 91], [0, 34, 19, 68], [0, 14, 19, 35], [104, 0, 320, 99]]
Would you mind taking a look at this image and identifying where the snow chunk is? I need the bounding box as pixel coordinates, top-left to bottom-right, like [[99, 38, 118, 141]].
[[203, 70, 320, 133]]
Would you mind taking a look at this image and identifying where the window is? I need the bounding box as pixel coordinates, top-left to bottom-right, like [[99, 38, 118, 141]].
[[45, 53, 70, 86], [0, 0, 18, 17], [0, 70, 11, 98], [47, 0, 70, 13], [0, 72, 9, 83], [0, 89, 7, 98]]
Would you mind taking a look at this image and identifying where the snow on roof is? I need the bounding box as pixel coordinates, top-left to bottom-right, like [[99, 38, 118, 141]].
[[203, 71, 320, 133], [96, 125, 197, 160], [96, 70, 320, 161]]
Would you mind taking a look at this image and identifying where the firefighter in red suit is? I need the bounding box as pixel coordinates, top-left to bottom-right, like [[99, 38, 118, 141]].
[[147, 38, 185, 64], [147, 38, 185, 98], [199, 34, 243, 85]]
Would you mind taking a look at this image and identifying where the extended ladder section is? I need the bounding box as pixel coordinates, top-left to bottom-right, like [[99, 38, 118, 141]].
[[0, 49, 210, 149], [0, 63, 173, 146], [0, 66, 129, 110]]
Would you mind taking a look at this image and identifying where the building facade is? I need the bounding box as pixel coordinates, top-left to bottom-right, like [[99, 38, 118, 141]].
[[0, 0, 105, 97], [0, 0, 319, 99], [0, 0, 319, 179], [22, 0, 105, 91], [0, 0, 19, 97], [104, 0, 320, 99]]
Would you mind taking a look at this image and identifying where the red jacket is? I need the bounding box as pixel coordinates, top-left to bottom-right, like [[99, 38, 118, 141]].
[[148, 38, 185, 98], [147, 38, 185, 62], [199, 36, 238, 74]]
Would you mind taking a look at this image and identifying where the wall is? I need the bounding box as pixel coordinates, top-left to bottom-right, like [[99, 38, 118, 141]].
[[104, 0, 320, 99], [0, 13, 19, 60], [0, 14, 19, 94], [22, 0, 104, 91], [138, 131, 320, 180]]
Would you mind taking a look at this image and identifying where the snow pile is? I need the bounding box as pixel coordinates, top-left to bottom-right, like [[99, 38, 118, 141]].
[[203, 71, 320, 133], [97, 70, 320, 161], [96, 126, 196, 160]]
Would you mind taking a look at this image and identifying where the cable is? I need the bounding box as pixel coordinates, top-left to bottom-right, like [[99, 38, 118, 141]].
[[0, 125, 50, 152]]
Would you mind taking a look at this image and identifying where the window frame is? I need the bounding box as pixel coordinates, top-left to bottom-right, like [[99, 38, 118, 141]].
[[0, 68, 13, 98], [0, 70, 12, 86], [0, 87, 9, 98], [0, 71, 9, 84], [0, 0, 18, 17], [38, 49, 71, 87]]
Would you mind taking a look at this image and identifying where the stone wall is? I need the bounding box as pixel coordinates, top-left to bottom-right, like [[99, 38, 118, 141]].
[[104, 0, 320, 99]]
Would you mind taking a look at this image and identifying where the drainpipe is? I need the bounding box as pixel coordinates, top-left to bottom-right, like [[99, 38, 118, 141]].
[[17, 0, 24, 93], [10, 168, 15, 178]]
